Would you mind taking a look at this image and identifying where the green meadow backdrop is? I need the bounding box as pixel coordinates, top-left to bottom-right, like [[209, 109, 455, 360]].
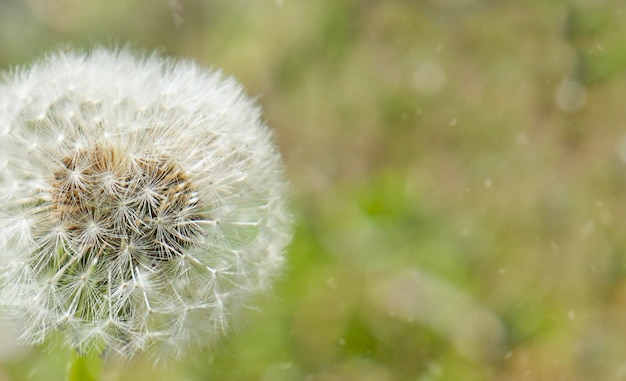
[[1, 0, 625, 380]]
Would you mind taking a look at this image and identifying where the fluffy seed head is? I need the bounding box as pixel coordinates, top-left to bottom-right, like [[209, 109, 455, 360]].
[[0, 48, 291, 361]]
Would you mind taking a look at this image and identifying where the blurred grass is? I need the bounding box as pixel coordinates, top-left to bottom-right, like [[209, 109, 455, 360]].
[[2, 0, 626, 380]]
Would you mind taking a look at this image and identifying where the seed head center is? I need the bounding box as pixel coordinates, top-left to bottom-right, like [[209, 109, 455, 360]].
[[49, 145, 203, 260]]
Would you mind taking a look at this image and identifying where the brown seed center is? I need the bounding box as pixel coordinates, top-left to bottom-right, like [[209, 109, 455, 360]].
[[49, 145, 203, 260]]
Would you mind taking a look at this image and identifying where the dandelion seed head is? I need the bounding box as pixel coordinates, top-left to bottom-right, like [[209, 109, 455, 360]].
[[0, 48, 291, 362]]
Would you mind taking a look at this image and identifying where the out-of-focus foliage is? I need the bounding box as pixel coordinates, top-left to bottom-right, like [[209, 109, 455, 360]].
[[1, 0, 626, 380]]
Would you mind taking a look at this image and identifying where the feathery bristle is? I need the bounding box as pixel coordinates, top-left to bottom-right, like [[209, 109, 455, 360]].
[[0, 48, 291, 362]]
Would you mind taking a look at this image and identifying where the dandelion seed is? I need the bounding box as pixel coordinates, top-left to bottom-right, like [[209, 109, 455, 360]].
[[0, 48, 291, 362]]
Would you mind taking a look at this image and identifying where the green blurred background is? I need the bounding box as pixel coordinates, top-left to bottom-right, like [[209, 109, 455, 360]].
[[1, 0, 626, 380]]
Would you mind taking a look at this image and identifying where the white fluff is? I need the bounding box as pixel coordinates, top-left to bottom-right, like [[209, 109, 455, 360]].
[[0, 48, 291, 362]]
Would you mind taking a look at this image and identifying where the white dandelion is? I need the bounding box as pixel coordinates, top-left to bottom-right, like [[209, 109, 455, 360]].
[[0, 48, 291, 361]]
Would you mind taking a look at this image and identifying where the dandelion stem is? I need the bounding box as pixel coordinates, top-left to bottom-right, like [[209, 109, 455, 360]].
[[67, 350, 103, 381]]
